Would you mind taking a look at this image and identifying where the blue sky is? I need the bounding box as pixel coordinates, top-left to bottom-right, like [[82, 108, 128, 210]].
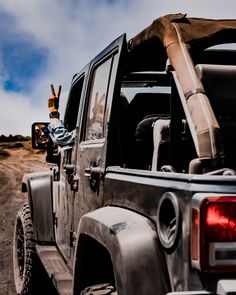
[[0, 0, 236, 135]]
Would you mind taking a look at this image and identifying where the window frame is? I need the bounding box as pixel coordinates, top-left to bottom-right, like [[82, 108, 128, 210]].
[[63, 73, 85, 132], [80, 53, 115, 144]]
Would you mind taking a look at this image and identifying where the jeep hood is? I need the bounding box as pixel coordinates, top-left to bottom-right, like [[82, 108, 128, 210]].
[[129, 14, 236, 161]]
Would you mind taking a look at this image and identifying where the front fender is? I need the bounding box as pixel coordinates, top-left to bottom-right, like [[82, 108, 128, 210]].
[[22, 171, 54, 243], [74, 206, 170, 295]]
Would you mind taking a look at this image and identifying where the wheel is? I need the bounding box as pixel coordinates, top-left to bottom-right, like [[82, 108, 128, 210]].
[[13, 203, 56, 295], [80, 283, 117, 294], [13, 203, 39, 294]]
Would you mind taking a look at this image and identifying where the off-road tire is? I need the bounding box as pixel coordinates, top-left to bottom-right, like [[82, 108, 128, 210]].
[[13, 203, 42, 295], [81, 283, 117, 294], [13, 203, 37, 294]]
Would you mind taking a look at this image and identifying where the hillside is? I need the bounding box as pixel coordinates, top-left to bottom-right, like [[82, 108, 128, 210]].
[[0, 139, 50, 295]]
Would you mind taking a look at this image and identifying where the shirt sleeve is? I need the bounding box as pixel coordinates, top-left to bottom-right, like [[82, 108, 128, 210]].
[[47, 119, 76, 146]]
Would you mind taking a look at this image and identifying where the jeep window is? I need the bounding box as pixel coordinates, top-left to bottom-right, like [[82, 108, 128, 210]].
[[84, 58, 112, 141], [118, 72, 196, 172], [118, 72, 171, 170], [64, 75, 85, 132]]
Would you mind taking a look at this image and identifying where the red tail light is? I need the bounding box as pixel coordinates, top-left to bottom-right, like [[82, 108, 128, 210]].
[[191, 194, 236, 272]]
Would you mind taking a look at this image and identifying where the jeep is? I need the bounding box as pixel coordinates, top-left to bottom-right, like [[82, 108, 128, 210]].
[[13, 13, 236, 295]]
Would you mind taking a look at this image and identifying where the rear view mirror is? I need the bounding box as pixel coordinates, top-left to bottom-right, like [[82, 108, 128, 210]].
[[32, 122, 49, 149]]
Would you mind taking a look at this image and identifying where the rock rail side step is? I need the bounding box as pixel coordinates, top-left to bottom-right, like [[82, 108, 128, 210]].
[[36, 245, 72, 295]]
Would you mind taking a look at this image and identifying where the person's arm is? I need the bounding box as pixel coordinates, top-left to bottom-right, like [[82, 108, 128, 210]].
[[47, 84, 76, 146]]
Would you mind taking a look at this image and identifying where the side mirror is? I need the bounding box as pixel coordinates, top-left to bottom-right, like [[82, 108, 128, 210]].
[[32, 122, 60, 165], [32, 122, 49, 150]]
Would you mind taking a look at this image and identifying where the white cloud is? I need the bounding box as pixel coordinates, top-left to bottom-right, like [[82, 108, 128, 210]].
[[0, 0, 236, 135], [0, 87, 69, 136], [0, 90, 46, 136]]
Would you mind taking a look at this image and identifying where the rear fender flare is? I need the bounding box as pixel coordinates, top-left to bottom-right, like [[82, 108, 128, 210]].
[[74, 206, 170, 295]]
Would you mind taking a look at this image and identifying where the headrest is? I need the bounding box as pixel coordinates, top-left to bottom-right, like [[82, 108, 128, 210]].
[[195, 64, 236, 115], [128, 92, 170, 122]]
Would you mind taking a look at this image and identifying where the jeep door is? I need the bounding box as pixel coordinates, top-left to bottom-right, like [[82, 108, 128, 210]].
[[53, 35, 127, 263], [52, 66, 89, 259], [72, 35, 127, 235]]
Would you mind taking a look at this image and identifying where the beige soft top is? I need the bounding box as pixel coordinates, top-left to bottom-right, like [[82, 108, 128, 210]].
[[129, 13, 236, 51], [129, 14, 236, 161]]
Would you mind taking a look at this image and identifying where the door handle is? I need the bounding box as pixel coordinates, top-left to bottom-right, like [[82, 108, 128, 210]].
[[85, 167, 104, 193], [85, 167, 104, 177]]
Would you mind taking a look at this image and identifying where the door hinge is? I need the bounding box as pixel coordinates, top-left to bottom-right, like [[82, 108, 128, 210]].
[[70, 175, 79, 192], [52, 166, 59, 181], [69, 231, 77, 247], [53, 212, 58, 227]]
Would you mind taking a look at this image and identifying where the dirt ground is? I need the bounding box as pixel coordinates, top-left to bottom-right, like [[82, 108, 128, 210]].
[[0, 141, 50, 295]]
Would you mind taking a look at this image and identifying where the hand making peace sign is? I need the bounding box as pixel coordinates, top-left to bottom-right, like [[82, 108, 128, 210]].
[[48, 83, 62, 113]]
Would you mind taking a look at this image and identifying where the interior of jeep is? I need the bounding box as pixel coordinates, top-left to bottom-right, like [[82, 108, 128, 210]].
[[110, 71, 196, 173], [111, 46, 236, 174]]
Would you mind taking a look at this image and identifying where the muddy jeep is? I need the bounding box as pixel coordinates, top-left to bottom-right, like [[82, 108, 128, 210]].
[[13, 13, 236, 295]]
